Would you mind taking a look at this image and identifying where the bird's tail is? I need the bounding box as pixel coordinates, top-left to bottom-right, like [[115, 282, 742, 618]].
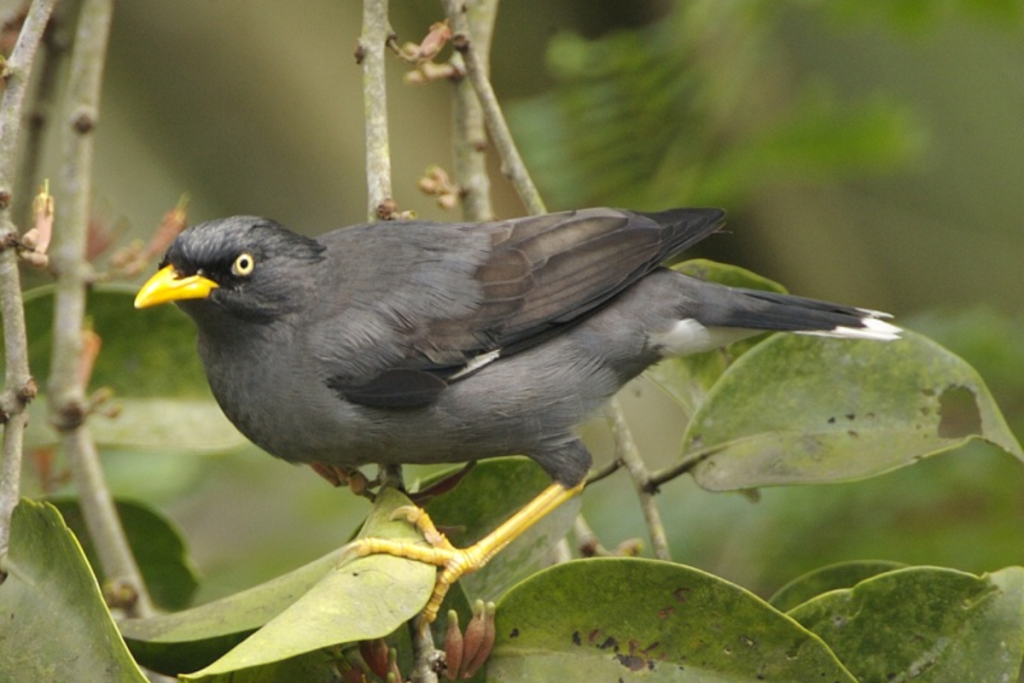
[[721, 288, 901, 341], [652, 278, 900, 358]]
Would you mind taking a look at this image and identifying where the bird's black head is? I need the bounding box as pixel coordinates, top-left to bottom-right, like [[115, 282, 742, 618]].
[[135, 216, 326, 324]]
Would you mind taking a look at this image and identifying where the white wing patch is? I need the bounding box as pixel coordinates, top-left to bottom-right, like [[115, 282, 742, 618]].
[[448, 348, 503, 380]]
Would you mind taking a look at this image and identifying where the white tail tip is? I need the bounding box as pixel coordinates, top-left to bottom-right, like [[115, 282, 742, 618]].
[[803, 310, 902, 341]]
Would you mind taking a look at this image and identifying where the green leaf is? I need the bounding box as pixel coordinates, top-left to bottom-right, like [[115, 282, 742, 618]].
[[788, 566, 1024, 682], [17, 285, 209, 397], [50, 497, 199, 611], [118, 516, 382, 675], [678, 329, 1023, 490], [24, 398, 245, 453], [122, 459, 565, 674], [9, 286, 246, 454], [192, 650, 342, 683], [0, 500, 149, 683], [647, 259, 785, 415], [769, 560, 907, 613], [487, 558, 857, 682], [180, 487, 434, 679], [423, 457, 580, 605], [673, 259, 789, 293]]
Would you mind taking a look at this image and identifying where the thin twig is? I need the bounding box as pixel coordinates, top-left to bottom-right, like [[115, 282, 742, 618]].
[[49, 0, 153, 618], [441, 0, 545, 215], [359, 0, 393, 221], [586, 458, 622, 486], [12, 7, 67, 226], [449, 0, 499, 222], [647, 448, 716, 491], [0, 0, 58, 560], [608, 397, 671, 561]]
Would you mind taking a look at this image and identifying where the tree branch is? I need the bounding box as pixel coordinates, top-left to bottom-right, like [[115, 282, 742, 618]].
[[449, 0, 499, 222], [48, 0, 153, 618], [359, 0, 393, 221], [12, 11, 66, 227], [441, 0, 545, 215], [608, 397, 671, 561], [0, 0, 58, 560]]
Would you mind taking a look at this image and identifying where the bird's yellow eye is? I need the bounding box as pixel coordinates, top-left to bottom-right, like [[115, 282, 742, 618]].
[[232, 252, 255, 276]]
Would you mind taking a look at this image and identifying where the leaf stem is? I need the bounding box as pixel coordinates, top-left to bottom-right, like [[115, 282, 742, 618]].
[[0, 0, 58, 560], [49, 0, 153, 617], [647, 447, 716, 491]]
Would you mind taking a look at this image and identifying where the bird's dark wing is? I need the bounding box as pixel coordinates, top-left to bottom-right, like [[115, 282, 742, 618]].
[[424, 207, 724, 357], [310, 207, 724, 408]]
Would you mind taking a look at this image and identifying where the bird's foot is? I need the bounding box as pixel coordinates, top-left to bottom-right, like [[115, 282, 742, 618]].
[[348, 480, 584, 623], [309, 462, 376, 500], [350, 505, 488, 623]]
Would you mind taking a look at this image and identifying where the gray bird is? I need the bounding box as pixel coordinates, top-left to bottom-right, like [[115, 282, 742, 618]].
[[134, 207, 899, 620]]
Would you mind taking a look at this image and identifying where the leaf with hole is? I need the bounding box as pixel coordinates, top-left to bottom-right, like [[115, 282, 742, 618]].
[[675, 329, 1022, 490]]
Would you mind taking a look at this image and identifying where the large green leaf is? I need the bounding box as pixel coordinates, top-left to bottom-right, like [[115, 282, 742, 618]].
[[122, 543, 342, 676], [192, 650, 342, 683], [676, 329, 1023, 490], [119, 521, 382, 676], [143, 487, 433, 679], [0, 500, 148, 683], [487, 558, 857, 682], [24, 398, 244, 453], [50, 497, 199, 611], [768, 560, 907, 613], [183, 486, 433, 679], [122, 459, 567, 676], [18, 285, 208, 396], [9, 286, 245, 454], [788, 566, 1024, 682]]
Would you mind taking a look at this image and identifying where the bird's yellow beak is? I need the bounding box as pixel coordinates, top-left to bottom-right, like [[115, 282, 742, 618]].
[[134, 265, 219, 309]]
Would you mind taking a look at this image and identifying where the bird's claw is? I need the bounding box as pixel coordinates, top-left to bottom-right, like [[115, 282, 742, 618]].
[[390, 505, 451, 548], [350, 527, 481, 622], [352, 481, 583, 623]]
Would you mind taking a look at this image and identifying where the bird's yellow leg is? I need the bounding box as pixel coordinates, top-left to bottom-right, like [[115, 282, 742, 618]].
[[351, 480, 585, 622]]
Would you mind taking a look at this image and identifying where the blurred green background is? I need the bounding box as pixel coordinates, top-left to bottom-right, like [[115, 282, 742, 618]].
[[14, 0, 1024, 605]]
